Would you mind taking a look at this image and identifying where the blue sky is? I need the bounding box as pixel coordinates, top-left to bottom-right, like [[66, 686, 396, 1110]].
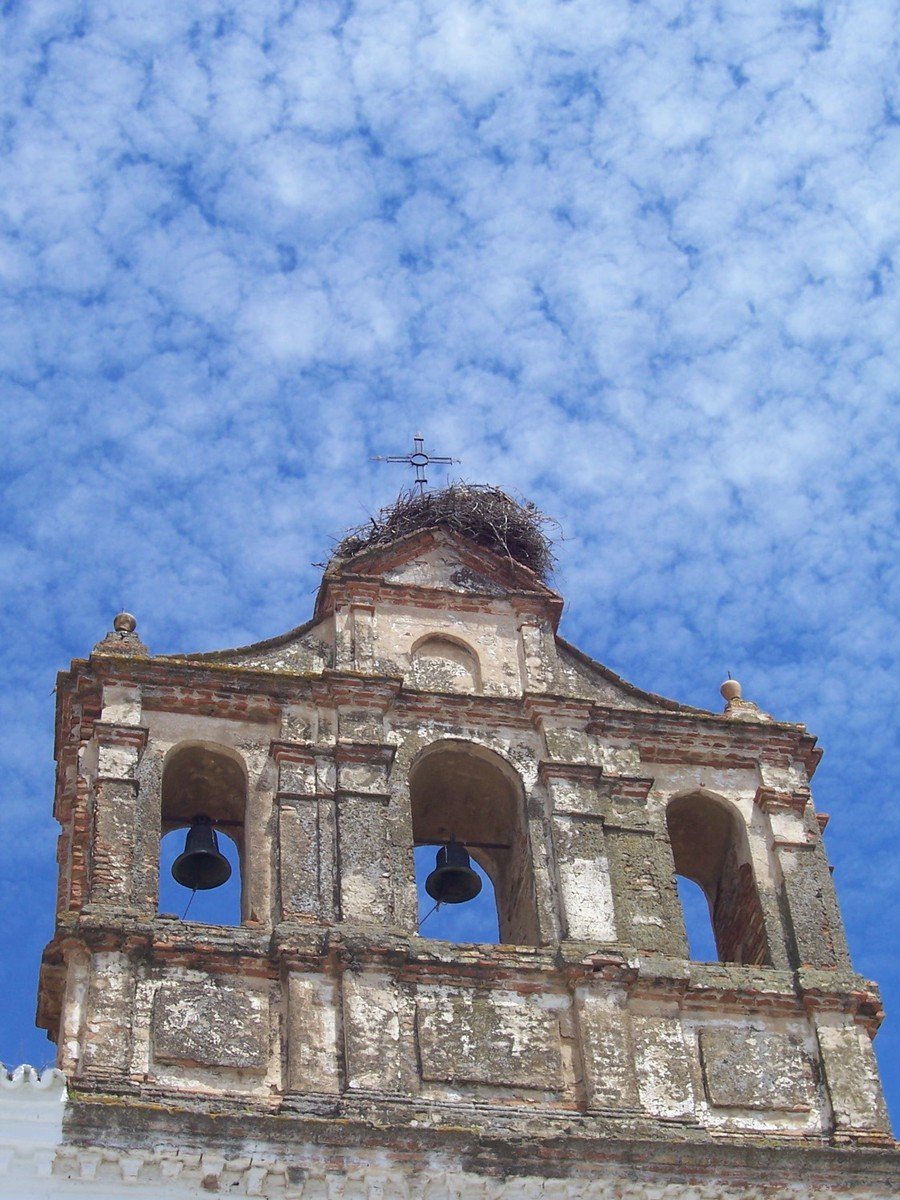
[[1, 1, 897, 1125]]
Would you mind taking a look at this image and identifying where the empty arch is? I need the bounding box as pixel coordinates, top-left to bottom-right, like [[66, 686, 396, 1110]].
[[667, 791, 770, 966], [409, 740, 537, 945]]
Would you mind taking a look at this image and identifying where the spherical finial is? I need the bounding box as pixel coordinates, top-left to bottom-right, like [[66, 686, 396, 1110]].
[[720, 677, 742, 702], [113, 611, 137, 634]]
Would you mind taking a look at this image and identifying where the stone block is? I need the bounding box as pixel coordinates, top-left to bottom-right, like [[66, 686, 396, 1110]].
[[576, 990, 639, 1109], [288, 974, 340, 1093], [80, 952, 135, 1076], [779, 845, 851, 969], [338, 710, 384, 742], [152, 981, 268, 1071], [632, 1013, 694, 1119], [416, 991, 563, 1090], [815, 1019, 891, 1133], [699, 1028, 815, 1110], [100, 684, 143, 726], [90, 781, 138, 905], [547, 776, 604, 817], [337, 760, 389, 795], [281, 708, 313, 742], [605, 829, 686, 958], [543, 727, 594, 764], [278, 759, 316, 796], [343, 971, 407, 1092], [278, 802, 320, 919], [338, 798, 392, 923], [97, 744, 140, 780], [553, 815, 617, 941]]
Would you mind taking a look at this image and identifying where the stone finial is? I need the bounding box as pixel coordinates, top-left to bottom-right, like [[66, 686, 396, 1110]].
[[720, 675, 772, 722], [92, 611, 148, 657]]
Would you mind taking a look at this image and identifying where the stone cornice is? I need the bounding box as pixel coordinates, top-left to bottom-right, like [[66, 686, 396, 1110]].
[[41, 917, 887, 1034], [91, 721, 149, 748], [318, 573, 566, 630], [754, 784, 811, 816], [55, 660, 822, 782], [317, 671, 403, 710], [55, 1091, 899, 1188], [538, 759, 604, 786], [525, 693, 595, 728], [334, 739, 397, 767], [589, 706, 822, 777], [391, 687, 535, 728]]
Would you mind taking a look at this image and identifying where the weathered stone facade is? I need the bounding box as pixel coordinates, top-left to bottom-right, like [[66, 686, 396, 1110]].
[[29, 524, 897, 1197]]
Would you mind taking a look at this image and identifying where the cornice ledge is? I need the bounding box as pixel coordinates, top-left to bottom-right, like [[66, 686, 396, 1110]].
[[754, 784, 810, 816]]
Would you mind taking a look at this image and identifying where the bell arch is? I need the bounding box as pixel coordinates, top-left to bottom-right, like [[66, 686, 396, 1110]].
[[666, 790, 770, 966], [409, 633, 481, 694], [409, 739, 538, 945], [159, 742, 248, 923]]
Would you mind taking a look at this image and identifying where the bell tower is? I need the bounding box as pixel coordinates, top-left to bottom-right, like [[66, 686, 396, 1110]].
[[33, 487, 896, 1197]]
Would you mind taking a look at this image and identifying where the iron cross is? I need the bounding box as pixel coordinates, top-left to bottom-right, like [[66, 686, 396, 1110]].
[[372, 433, 459, 494]]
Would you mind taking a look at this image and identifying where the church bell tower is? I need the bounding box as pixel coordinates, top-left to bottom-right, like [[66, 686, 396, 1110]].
[[32, 486, 896, 1197]]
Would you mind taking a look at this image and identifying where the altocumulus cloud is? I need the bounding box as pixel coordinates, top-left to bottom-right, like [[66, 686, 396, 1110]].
[[0, 0, 897, 1122]]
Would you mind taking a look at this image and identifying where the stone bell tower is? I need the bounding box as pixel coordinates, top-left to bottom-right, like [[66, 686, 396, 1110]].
[[27, 486, 897, 1197]]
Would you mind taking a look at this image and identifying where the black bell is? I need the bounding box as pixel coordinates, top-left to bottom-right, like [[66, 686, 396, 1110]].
[[171, 815, 232, 891], [425, 840, 482, 905]]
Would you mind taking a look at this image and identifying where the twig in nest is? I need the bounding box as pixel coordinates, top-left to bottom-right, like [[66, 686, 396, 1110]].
[[331, 483, 558, 581]]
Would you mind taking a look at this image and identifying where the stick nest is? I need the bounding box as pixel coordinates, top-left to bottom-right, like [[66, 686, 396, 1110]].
[[332, 484, 558, 581]]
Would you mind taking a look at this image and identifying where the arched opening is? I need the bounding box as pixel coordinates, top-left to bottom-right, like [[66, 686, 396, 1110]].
[[409, 741, 538, 945], [667, 792, 770, 966], [160, 743, 247, 925], [409, 634, 481, 694]]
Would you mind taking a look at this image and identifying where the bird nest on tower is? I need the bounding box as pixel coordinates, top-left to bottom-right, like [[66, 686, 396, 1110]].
[[332, 484, 558, 581]]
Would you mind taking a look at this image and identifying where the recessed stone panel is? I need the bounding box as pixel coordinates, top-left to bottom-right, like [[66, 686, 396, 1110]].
[[152, 981, 268, 1071], [700, 1028, 815, 1111], [416, 992, 563, 1090]]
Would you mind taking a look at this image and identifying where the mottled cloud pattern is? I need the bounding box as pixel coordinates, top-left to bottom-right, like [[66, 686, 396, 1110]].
[[1, 1, 897, 1120]]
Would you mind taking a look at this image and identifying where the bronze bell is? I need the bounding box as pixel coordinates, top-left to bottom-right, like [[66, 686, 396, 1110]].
[[425, 840, 482, 905], [172, 815, 232, 891]]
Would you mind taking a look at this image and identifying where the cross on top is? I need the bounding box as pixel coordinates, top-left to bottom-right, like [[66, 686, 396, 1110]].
[[372, 433, 459, 493]]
